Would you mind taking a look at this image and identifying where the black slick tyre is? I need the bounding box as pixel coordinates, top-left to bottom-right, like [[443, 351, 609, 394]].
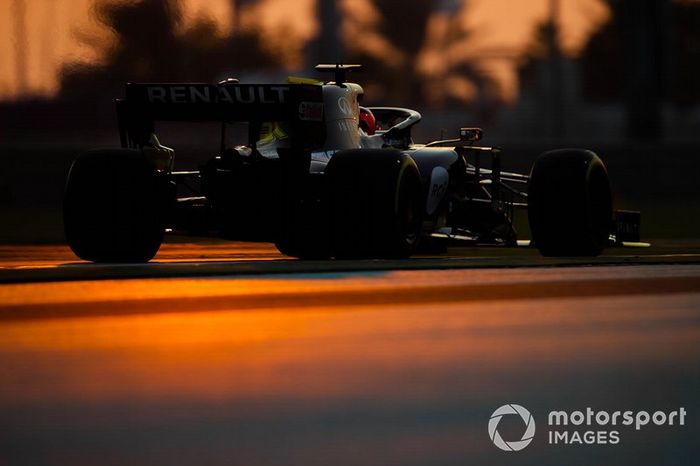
[[63, 149, 166, 262], [528, 149, 613, 257], [326, 149, 423, 259]]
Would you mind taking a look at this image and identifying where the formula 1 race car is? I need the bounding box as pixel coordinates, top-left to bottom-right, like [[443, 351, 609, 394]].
[[63, 64, 641, 262]]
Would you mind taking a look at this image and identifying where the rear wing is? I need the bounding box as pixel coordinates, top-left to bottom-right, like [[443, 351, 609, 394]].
[[116, 82, 325, 148]]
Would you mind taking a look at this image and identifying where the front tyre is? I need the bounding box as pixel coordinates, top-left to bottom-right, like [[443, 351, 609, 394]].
[[63, 149, 167, 262], [326, 149, 423, 259], [528, 149, 612, 257]]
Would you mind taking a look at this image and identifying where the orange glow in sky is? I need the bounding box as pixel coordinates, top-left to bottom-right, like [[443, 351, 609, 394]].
[[0, 0, 609, 101]]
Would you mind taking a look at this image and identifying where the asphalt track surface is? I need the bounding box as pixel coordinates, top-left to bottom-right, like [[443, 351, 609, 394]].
[[1, 239, 700, 283], [1, 242, 700, 465]]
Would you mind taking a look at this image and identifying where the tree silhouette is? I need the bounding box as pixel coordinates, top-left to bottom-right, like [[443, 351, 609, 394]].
[[579, 0, 700, 109], [668, 0, 700, 110], [342, 0, 432, 106], [344, 0, 495, 110], [517, 20, 561, 89], [576, 0, 700, 138], [59, 0, 276, 102], [576, 1, 625, 103]]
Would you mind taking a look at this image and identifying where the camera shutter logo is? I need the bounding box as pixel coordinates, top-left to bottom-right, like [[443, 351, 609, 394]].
[[488, 404, 536, 451]]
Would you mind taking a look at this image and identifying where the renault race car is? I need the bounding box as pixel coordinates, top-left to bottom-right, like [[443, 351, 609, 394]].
[[63, 64, 641, 262]]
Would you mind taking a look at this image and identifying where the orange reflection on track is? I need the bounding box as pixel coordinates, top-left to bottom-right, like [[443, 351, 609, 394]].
[[1, 288, 699, 406], [0, 242, 283, 268]]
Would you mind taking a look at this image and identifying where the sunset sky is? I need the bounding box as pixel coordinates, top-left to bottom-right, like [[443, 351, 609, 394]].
[[0, 0, 609, 102]]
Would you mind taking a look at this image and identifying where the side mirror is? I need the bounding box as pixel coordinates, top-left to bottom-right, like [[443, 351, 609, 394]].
[[460, 127, 483, 142]]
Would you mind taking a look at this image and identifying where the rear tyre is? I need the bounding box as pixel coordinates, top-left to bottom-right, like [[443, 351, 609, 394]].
[[528, 149, 612, 257], [63, 149, 167, 262], [326, 149, 423, 259], [274, 194, 332, 260]]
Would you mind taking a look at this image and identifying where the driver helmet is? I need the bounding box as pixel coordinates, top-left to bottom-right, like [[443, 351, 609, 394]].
[[359, 107, 376, 135]]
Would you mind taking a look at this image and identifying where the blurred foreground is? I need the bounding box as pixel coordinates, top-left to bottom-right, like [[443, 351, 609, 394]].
[[1, 264, 699, 465]]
